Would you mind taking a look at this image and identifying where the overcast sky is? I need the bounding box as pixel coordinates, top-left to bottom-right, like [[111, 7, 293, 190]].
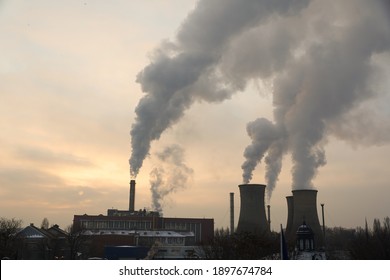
[[1, 0, 389, 231]]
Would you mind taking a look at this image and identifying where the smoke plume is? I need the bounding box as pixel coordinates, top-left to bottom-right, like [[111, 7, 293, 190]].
[[149, 145, 193, 213], [129, 0, 311, 178], [131, 0, 390, 199], [241, 118, 280, 184], [239, 0, 390, 194]]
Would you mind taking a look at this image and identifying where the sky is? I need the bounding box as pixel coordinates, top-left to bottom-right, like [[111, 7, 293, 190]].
[[1, 0, 389, 231]]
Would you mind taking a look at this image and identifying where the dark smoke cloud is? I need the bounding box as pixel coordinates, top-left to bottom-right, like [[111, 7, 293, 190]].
[[149, 145, 193, 213], [129, 0, 311, 178], [131, 0, 390, 200]]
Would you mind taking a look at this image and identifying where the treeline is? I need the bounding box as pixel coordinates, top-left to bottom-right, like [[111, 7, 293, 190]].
[[324, 217, 390, 259], [206, 217, 390, 260], [0, 218, 22, 259], [347, 217, 389, 259], [2, 216, 390, 260], [203, 228, 280, 259]]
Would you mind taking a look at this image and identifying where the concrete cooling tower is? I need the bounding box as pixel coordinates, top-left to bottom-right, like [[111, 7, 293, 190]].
[[236, 184, 270, 235], [285, 189, 324, 249]]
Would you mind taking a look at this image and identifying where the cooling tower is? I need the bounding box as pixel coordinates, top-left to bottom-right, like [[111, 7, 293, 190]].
[[129, 180, 136, 211], [236, 184, 269, 235], [286, 189, 324, 248]]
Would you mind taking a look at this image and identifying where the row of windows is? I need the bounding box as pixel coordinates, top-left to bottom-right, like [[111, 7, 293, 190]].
[[163, 222, 200, 231], [297, 239, 314, 251], [139, 237, 185, 245], [78, 220, 203, 242], [80, 220, 152, 230], [163, 222, 188, 230]]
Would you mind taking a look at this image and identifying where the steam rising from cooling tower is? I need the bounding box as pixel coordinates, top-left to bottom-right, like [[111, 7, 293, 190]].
[[237, 0, 390, 194], [149, 145, 193, 213], [129, 0, 390, 201]]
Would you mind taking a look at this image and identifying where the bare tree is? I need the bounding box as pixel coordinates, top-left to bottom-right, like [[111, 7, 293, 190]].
[[349, 217, 390, 259], [65, 224, 89, 259], [203, 227, 279, 260], [0, 217, 23, 259], [40, 218, 49, 230]]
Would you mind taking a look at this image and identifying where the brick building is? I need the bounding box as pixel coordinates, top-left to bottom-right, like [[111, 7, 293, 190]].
[[73, 210, 214, 245]]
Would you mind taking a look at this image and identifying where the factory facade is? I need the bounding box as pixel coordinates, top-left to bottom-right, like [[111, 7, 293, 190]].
[[71, 180, 214, 259], [73, 212, 214, 245]]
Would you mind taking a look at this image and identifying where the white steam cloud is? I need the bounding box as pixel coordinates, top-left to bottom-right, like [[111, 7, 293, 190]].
[[149, 145, 193, 213], [130, 0, 390, 200], [239, 0, 390, 196]]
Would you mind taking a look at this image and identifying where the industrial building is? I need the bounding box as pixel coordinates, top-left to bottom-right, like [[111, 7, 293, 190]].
[[73, 180, 213, 244], [71, 180, 214, 259], [70, 177, 329, 259], [73, 214, 213, 245]]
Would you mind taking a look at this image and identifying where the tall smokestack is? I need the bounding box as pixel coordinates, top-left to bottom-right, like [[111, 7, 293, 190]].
[[129, 180, 136, 212], [230, 192, 234, 235], [285, 196, 294, 238], [321, 203, 326, 246], [287, 189, 324, 248], [267, 205, 271, 230], [236, 184, 269, 235]]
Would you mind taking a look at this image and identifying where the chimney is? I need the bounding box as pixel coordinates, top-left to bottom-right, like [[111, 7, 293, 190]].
[[321, 203, 326, 245], [230, 192, 234, 235], [287, 189, 324, 249], [129, 180, 136, 212], [236, 184, 270, 235], [267, 205, 271, 230], [285, 195, 294, 237]]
